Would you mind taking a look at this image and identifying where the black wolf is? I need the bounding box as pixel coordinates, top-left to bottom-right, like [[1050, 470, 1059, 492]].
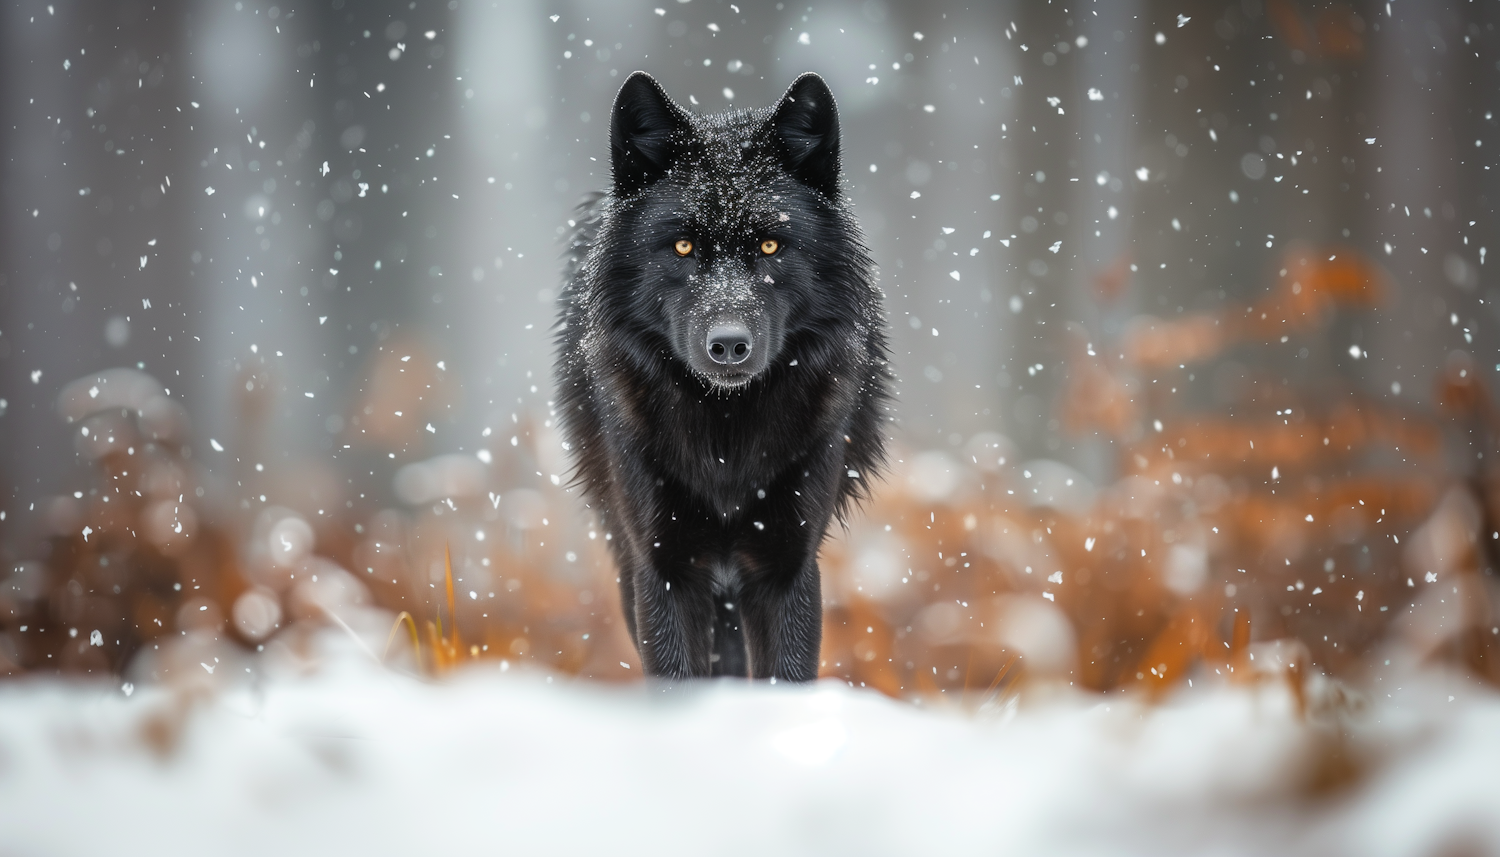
[[555, 72, 890, 682]]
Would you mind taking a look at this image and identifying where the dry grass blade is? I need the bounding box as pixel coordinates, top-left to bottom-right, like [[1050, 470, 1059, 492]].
[[426, 620, 449, 672], [317, 603, 381, 666], [415, 544, 465, 674], [382, 611, 422, 670], [444, 543, 460, 657], [983, 655, 1019, 697]]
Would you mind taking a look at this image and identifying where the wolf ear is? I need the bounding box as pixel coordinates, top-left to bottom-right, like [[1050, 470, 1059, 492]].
[[769, 73, 841, 198], [611, 71, 689, 194]]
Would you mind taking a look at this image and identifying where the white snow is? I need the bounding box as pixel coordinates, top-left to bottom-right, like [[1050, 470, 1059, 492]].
[[0, 638, 1496, 855]]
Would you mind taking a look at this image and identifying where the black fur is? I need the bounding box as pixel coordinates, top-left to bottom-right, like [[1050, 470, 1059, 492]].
[[555, 72, 890, 682]]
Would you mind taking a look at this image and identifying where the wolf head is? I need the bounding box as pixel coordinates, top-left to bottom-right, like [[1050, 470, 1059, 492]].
[[593, 71, 871, 391]]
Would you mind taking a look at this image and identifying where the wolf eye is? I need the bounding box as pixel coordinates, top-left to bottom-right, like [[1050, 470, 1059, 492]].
[[760, 239, 780, 255], [674, 239, 694, 256]]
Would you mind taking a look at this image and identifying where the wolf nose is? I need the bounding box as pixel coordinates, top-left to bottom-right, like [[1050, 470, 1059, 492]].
[[706, 324, 752, 365]]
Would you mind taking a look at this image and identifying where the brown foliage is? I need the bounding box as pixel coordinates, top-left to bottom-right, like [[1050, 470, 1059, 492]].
[[4, 238, 1497, 720], [1122, 245, 1388, 370]]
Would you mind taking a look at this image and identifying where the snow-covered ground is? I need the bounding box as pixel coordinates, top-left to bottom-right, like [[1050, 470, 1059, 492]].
[[0, 637, 1495, 856]]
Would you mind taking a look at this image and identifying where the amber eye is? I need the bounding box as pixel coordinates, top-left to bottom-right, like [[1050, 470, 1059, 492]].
[[760, 239, 780, 255], [674, 239, 694, 256]]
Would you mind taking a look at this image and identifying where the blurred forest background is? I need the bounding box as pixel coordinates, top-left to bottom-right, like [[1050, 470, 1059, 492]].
[[1, 0, 1498, 699]]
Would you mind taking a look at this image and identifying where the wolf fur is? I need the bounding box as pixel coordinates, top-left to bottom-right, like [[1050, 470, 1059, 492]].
[[555, 71, 890, 681]]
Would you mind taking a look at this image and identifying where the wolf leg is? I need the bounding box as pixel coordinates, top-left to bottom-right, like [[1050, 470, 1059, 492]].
[[734, 443, 844, 682], [738, 561, 822, 682], [616, 560, 639, 651], [629, 559, 717, 679]]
